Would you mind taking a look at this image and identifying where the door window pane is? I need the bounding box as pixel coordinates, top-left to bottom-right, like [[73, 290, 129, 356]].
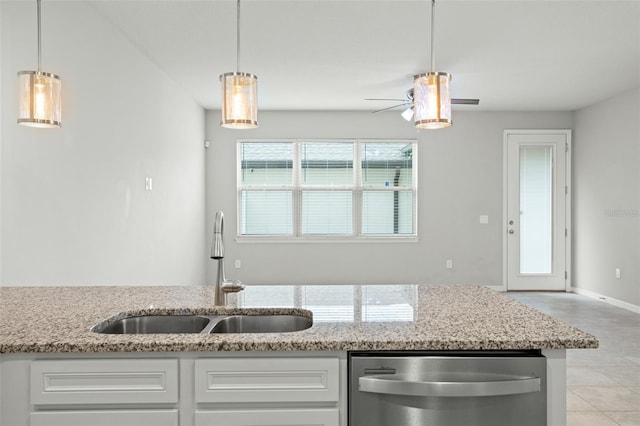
[[519, 146, 553, 274]]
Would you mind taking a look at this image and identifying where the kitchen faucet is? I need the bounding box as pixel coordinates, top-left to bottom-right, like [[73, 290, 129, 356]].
[[211, 211, 245, 305]]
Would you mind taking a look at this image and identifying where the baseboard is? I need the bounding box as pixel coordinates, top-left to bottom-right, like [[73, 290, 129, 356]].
[[486, 285, 506, 292], [570, 286, 640, 314]]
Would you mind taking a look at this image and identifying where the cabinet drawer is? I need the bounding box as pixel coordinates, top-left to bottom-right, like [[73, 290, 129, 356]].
[[194, 357, 339, 403], [195, 408, 339, 426], [31, 409, 179, 426], [30, 359, 178, 405]]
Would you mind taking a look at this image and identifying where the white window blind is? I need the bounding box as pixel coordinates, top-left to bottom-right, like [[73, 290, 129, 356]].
[[238, 139, 417, 239]]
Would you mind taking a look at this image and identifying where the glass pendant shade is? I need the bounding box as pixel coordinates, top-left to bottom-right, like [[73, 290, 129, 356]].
[[220, 72, 258, 129], [17, 0, 62, 128], [17, 71, 62, 128], [413, 72, 451, 129]]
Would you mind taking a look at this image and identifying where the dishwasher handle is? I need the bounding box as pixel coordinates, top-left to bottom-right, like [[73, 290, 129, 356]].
[[359, 374, 541, 398]]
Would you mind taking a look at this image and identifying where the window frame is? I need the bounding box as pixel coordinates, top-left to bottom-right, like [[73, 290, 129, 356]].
[[236, 138, 418, 242]]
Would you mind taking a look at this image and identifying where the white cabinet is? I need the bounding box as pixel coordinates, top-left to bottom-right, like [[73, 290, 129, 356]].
[[195, 408, 339, 426], [30, 359, 179, 405], [195, 357, 340, 426], [28, 359, 179, 425], [31, 410, 179, 426], [195, 357, 339, 403], [1, 354, 344, 426]]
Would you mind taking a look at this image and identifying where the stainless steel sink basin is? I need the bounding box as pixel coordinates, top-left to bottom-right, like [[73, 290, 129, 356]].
[[92, 312, 312, 334], [94, 315, 210, 334], [209, 315, 312, 334]]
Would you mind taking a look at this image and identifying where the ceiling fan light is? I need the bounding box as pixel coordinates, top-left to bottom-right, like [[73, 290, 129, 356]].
[[220, 72, 258, 129], [401, 107, 414, 121], [17, 71, 62, 128], [413, 72, 451, 130]]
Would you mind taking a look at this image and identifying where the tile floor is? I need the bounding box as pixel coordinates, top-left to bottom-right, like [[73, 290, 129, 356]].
[[508, 292, 640, 426]]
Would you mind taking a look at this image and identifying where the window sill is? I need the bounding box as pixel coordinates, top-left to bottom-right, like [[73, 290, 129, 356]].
[[235, 236, 420, 244]]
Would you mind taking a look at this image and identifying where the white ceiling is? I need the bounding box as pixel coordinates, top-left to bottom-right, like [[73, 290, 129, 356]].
[[89, 0, 640, 112]]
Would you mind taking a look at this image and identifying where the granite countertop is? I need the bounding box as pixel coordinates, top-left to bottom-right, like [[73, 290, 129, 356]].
[[0, 284, 598, 354]]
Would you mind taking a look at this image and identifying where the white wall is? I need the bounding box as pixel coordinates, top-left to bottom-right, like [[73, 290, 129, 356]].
[[0, 3, 3, 416], [3, 1, 633, 295], [1, 1, 206, 286], [573, 88, 640, 306], [0, 1, 3, 286], [205, 109, 572, 286]]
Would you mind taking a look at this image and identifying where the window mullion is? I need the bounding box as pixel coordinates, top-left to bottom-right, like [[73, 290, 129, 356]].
[[292, 140, 301, 237], [412, 142, 418, 236], [353, 139, 363, 237], [236, 141, 243, 236]]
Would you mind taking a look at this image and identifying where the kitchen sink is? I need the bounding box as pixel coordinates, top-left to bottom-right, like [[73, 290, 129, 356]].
[[209, 315, 312, 334], [93, 315, 211, 334], [92, 312, 312, 334]]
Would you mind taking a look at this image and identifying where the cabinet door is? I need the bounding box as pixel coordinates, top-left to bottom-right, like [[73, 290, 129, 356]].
[[195, 408, 339, 426], [31, 409, 179, 426], [30, 359, 179, 405], [195, 357, 339, 403]]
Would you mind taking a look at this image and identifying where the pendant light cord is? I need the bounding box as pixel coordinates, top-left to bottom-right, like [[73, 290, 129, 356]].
[[236, 0, 241, 72], [430, 0, 436, 72], [37, 0, 42, 72]]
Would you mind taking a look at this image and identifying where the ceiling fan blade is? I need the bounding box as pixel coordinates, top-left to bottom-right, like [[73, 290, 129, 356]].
[[371, 102, 411, 114], [451, 98, 480, 105], [364, 98, 408, 102]]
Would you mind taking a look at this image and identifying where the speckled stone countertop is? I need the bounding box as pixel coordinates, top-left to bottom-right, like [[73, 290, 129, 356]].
[[0, 284, 598, 354]]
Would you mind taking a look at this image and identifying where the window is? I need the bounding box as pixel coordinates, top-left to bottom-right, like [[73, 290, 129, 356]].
[[238, 139, 417, 239]]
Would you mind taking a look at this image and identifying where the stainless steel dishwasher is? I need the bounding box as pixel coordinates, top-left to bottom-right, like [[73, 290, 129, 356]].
[[349, 351, 547, 426]]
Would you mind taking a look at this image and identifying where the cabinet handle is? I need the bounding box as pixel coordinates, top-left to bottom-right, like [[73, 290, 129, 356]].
[[359, 374, 540, 397]]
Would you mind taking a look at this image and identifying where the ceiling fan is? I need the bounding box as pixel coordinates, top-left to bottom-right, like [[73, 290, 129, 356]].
[[366, 88, 480, 121]]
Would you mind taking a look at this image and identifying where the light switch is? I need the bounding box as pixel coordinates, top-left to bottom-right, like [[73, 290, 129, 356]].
[[145, 177, 153, 191], [479, 215, 489, 224]]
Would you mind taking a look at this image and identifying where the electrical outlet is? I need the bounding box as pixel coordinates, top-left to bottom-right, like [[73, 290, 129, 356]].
[[615, 268, 621, 279], [235, 259, 242, 269], [446, 259, 453, 269]]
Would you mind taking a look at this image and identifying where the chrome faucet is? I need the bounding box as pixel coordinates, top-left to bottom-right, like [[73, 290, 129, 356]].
[[211, 211, 245, 305]]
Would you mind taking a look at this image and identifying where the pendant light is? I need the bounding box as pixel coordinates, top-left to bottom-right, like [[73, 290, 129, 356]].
[[17, 0, 62, 128], [220, 0, 258, 129], [413, 0, 451, 129]]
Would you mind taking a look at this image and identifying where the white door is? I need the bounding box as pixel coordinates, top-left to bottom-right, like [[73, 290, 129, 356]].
[[504, 130, 571, 291]]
